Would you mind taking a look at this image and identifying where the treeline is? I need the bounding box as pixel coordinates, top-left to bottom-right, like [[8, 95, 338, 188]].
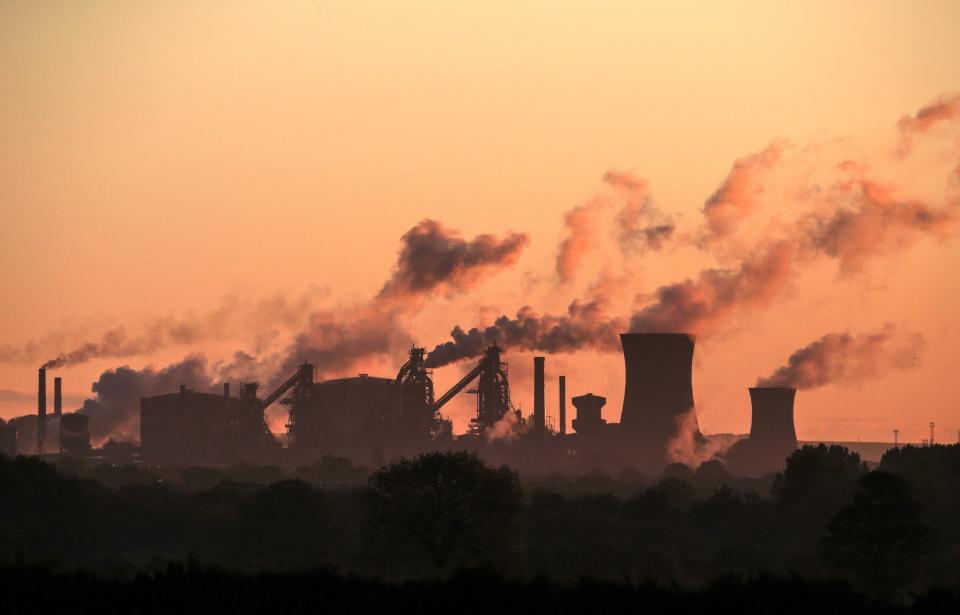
[[1, 444, 959, 599]]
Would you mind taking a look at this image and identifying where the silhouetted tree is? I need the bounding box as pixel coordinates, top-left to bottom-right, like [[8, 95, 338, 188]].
[[366, 451, 522, 571], [773, 444, 867, 507], [818, 471, 935, 595]]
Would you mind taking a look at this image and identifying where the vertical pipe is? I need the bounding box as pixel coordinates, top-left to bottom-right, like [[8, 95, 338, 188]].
[[559, 375, 566, 435], [54, 377, 62, 418], [38, 368, 47, 454], [223, 382, 230, 398], [533, 357, 545, 434]]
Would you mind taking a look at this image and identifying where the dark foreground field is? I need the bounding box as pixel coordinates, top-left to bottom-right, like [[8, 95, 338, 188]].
[[4, 564, 960, 615]]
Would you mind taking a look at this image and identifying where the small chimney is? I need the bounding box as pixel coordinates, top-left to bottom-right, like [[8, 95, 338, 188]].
[[223, 382, 230, 398], [54, 376, 62, 419], [533, 357, 545, 434], [38, 368, 47, 454], [558, 375, 566, 435]]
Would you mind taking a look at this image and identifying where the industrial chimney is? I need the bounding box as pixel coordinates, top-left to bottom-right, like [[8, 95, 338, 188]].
[[558, 375, 566, 435], [533, 357, 545, 434], [619, 333, 700, 464], [37, 367, 47, 454], [54, 376, 62, 419]]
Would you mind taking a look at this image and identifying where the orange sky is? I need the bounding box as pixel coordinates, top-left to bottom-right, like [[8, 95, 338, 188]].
[[2, 1, 959, 444]]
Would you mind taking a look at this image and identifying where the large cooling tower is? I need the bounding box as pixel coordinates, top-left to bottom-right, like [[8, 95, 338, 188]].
[[619, 333, 700, 459], [747, 386, 797, 462]]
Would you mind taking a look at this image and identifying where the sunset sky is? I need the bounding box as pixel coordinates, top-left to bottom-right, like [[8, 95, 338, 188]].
[[2, 1, 959, 445]]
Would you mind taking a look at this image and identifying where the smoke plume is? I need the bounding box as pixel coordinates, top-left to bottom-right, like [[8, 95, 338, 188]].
[[701, 141, 784, 242], [605, 170, 676, 254], [803, 176, 957, 274], [377, 219, 528, 303], [426, 296, 626, 368], [756, 325, 925, 390], [628, 241, 796, 335], [77, 355, 217, 443], [555, 201, 603, 283], [11, 292, 322, 370], [896, 93, 960, 156]]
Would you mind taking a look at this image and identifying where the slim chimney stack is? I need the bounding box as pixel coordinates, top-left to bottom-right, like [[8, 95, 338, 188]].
[[38, 368, 47, 454], [558, 375, 566, 435], [54, 377, 62, 419], [533, 357, 545, 434]]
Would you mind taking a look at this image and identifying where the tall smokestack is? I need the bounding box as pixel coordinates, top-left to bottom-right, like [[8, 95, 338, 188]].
[[619, 333, 700, 466], [558, 375, 566, 435], [533, 357, 545, 434], [54, 377, 62, 419], [38, 368, 46, 454]]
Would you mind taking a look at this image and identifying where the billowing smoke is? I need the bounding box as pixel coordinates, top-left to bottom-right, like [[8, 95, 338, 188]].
[[377, 219, 528, 303], [13, 292, 322, 370], [896, 93, 960, 155], [667, 409, 726, 468], [756, 325, 925, 389], [555, 201, 603, 283], [629, 241, 796, 334], [284, 220, 527, 381], [701, 141, 784, 242], [275, 306, 412, 384], [803, 176, 957, 274], [77, 355, 216, 443], [426, 296, 626, 368], [605, 170, 676, 254]]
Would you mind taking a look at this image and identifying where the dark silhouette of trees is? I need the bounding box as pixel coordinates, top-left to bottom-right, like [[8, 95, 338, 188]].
[[818, 471, 935, 595], [774, 444, 868, 507], [366, 451, 523, 571]]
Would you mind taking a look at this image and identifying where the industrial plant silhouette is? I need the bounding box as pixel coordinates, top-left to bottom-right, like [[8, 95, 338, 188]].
[[4, 332, 807, 479]]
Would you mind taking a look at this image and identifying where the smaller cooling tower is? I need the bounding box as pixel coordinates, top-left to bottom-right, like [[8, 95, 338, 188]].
[[728, 387, 798, 476]]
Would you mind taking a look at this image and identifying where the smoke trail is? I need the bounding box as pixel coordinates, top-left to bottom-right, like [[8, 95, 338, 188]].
[[19, 292, 322, 370], [896, 93, 960, 156], [803, 175, 958, 274], [701, 141, 784, 242], [629, 241, 796, 335], [377, 219, 528, 303], [555, 201, 603, 283], [426, 296, 626, 368], [756, 325, 925, 389], [605, 170, 676, 255]]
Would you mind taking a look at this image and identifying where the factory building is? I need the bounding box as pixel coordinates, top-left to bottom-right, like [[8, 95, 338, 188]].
[[0, 419, 16, 457]]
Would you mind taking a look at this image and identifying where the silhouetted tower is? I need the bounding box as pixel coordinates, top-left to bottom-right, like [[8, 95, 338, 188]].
[[396, 347, 444, 440], [469, 345, 512, 434], [533, 357, 545, 434], [558, 375, 566, 435], [619, 333, 700, 463], [571, 393, 607, 435], [893, 429, 899, 446], [930, 421, 935, 446], [37, 368, 46, 454], [54, 377, 62, 419]]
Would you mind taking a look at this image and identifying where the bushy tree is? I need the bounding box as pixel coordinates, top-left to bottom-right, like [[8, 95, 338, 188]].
[[366, 451, 523, 571], [818, 471, 935, 594]]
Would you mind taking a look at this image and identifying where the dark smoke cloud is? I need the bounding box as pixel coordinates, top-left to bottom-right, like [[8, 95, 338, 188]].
[[377, 219, 528, 303], [426, 297, 626, 368], [628, 241, 796, 334], [701, 141, 784, 242], [605, 170, 676, 255], [77, 355, 216, 443], [757, 325, 925, 389], [896, 93, 960, 156], [804, 176, 957, 274]]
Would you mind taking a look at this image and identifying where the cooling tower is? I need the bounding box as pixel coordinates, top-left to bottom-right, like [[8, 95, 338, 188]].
[[748, 386, 797, 459], [619, 333, 700, 460]]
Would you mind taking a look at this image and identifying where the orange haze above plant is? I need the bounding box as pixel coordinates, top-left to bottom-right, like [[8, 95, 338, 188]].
[[1, 2, 959, 445]]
